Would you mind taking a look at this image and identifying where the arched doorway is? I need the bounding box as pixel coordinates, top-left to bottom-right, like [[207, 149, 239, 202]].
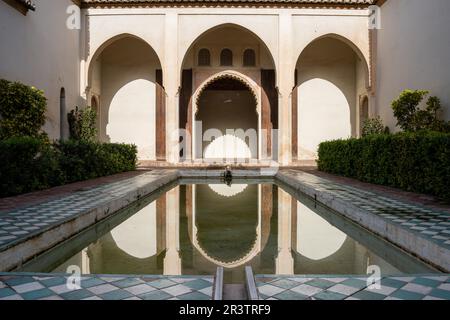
[[179, 24, 278, 162], [88, 35, 163, 160], [292, 35, 369, 161], [194, 75, 259, 161]]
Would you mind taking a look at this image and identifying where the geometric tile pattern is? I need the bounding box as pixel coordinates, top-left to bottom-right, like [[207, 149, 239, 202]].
[[256, 275, 450, 300], [282, 170, 450, 249], [0, 273, 213, 300], [0, 170, 175, 249]]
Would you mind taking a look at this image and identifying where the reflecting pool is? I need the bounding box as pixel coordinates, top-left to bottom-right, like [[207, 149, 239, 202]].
[[20, 181, 438, 283]]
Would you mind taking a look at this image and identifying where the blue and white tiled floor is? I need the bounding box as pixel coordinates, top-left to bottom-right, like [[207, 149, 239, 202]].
[[0, 273, 213, 300], [256, 275, 450, 300]]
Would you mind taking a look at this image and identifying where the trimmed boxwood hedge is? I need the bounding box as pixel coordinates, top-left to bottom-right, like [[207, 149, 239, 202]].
[[317, 132, 450, 202], [0, 137, 137, 197], [57, 140, 137, 183]]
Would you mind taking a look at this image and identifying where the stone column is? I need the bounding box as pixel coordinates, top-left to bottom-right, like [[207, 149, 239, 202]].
[[156, 195, 166, 255], [164, 187, 181, 275], [277, 12, 295, 165], [81, 248, 90, 274], [275, 188, 294, 275], [164, 13, 180, 164]]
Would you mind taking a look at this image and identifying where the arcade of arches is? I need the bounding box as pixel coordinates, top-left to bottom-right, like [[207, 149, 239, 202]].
[[88, 26, 369, 165]]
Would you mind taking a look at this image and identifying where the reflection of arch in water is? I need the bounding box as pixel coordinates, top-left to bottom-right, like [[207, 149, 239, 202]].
[[208, 184, 248, 198], [296, 201, 347, 261], [110, 202, 157, 259], [191, 184, 262, 268]]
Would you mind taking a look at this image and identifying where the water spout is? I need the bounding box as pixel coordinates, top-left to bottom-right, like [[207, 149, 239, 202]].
[[223, 165, 233, 186]]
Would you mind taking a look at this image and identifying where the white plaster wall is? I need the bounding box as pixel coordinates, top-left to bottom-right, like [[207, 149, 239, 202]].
[[291, 10, 370, 72], [296, 38, 356, 160], [0, 0, 81, 140], [376, 0, 450, 129], [97, 37, 160, 160], [182, 25, 274, 70], [84, 12, 165, 75], [178, 13, 279, 77]]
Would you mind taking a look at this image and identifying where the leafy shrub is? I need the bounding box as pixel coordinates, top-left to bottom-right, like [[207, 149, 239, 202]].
[[68, 106, 97, 142], [362, 116, 388, 137], [0, 138, 137, 197], [392, 90, 450, 132], [0, 79, 47, 140], [318, 132, 450, 201]]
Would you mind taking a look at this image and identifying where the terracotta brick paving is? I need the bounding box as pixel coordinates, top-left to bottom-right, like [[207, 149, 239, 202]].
[[0, 170, 149, 214]]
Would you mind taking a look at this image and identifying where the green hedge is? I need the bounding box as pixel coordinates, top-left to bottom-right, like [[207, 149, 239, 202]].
[[317, 132, 450, 201], [58, 140, 137, 183], [0, 137, 137, 197], [0, 137, 62, 196]]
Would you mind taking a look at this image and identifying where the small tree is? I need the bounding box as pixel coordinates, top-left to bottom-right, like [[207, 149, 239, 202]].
[[362, 116, 388, 137], [68, 106, 97, 142], [0, 79, 47, 140], [391, 90, 450, 132]]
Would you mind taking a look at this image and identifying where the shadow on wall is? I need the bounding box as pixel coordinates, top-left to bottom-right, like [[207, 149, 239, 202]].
[[91, 37, 162, 160], [297, 78, 351, 159]]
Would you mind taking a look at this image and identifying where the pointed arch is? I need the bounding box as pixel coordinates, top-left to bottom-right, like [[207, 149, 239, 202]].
[[86, 33, 163, 91]]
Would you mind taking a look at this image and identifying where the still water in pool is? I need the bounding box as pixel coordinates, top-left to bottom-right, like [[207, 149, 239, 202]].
[[20, 181, 437, 283]]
